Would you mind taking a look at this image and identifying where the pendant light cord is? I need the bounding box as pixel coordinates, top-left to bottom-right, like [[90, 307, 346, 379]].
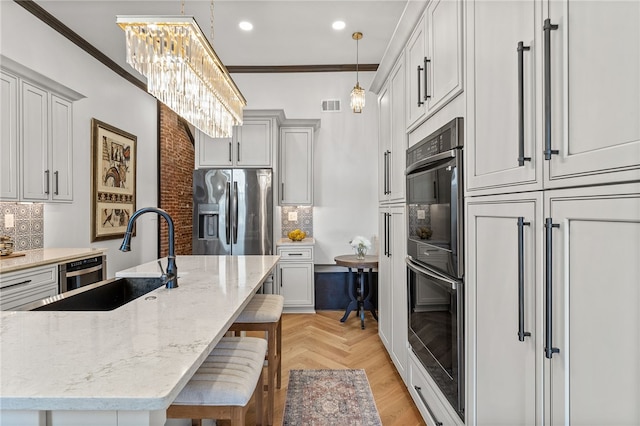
[[356, 36, 359, 84]]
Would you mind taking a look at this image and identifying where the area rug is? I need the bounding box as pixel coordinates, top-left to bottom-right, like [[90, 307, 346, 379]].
[[283, 369, 383, 425]]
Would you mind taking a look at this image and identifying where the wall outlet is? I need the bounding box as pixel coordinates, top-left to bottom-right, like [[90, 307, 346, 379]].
[[288, 211, 298, 221], [417, 210, 426, 220], [4, 213, 14, 228]]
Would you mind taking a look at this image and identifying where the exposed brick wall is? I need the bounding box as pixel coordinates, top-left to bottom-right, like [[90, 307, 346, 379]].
[[159, 104, 194, 256]]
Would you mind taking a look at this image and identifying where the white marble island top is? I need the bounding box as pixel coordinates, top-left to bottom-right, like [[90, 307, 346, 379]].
[[0, 255, 278, 414]]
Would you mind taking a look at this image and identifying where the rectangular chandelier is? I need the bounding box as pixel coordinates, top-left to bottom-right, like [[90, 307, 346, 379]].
[[117, 16, 246, 138]]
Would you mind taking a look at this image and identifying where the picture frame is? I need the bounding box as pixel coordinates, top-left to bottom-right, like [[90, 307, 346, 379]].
[[90, 118, 137, 242]]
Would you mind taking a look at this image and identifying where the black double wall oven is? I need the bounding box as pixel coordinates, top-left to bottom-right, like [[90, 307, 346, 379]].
[[406, 117, 464, 421]]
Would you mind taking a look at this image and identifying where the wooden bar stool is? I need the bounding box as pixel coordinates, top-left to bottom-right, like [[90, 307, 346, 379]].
[[167, 337, 267, 426], [229, 294, 283, 426]]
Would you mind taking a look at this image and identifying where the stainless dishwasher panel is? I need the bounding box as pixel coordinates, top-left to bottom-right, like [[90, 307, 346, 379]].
[[59, 255, 106, 293]]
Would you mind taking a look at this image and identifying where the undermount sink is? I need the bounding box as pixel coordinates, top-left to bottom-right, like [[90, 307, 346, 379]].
[[25, 277, 164, 311]]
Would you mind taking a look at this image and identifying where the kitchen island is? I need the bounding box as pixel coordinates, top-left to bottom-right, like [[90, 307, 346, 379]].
[[0, 255, 279, 426]]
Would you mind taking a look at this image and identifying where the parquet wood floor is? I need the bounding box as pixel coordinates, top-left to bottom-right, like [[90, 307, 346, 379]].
[[218, 310, 425, 426]]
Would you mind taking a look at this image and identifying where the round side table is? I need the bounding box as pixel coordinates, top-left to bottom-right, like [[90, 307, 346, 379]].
[[334, 254, 379, 329]]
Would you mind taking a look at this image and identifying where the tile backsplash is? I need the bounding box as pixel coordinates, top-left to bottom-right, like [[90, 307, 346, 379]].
[[281, 206, 313, 237], [0, 202, 44, 250]]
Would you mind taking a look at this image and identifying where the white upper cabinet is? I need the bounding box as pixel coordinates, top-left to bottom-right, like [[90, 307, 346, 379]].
[[406, 0, 463, 131], [1, 71, 19, 200], [1, 59, 81, 203], [545, 0, 640, 187], [465, 0, 543, 194], [379, 53, 407, 204], [279, 126, 314, 205], [196, 117, 273, 168], [467, 0, 640, 194]]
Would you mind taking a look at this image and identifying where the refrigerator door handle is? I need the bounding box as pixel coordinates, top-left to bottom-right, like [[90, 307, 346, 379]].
[[225, 182, 231, 244], [233, 181, 239, 243]]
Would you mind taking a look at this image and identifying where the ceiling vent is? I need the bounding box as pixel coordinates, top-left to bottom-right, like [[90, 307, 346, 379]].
[[321, 99, 341, 112]]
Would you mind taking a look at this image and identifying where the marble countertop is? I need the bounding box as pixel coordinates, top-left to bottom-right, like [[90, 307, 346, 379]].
[[0, 248, 107, 274], [277, 237, 315, 245], [0, 255, 279, 411]]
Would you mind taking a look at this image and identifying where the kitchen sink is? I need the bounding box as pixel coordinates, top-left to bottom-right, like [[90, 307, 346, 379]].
[[24, 277, 165, 311]]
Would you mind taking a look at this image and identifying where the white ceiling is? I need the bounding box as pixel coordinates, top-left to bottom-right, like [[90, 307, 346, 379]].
[[34, 0, 408, 76]]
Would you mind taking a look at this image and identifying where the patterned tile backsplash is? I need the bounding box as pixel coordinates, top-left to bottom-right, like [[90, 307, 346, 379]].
[[281, 206, 313, 237], [0, 202, 45, 250]]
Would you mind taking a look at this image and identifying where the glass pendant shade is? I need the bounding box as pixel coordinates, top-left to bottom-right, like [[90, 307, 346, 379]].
[[350, 82, 365, 113], [117, 16, 246, 138], [350, 32, 365, 113]]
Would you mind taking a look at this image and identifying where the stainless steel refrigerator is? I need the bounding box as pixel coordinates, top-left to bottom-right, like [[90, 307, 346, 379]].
[[193, 169, 273, 255]]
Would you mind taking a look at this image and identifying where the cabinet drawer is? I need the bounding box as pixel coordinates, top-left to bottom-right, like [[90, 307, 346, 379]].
[[409, 352, 462, 426], [277, 247, 313, 261], [0, 265, 58, 310]]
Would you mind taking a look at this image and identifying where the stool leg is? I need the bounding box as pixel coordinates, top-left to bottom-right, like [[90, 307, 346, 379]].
[[256, 366, 264, 426], [267, 323, 276, 425], [276, 316, 282, 389]]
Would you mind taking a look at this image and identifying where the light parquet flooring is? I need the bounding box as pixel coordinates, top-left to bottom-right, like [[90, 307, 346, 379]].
[[221, 310, 425, 426]]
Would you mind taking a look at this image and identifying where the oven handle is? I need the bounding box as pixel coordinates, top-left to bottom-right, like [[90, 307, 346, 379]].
[[405, 149, 457, 175], [64, 264, 104, 278], [406, 257, 459, 291]]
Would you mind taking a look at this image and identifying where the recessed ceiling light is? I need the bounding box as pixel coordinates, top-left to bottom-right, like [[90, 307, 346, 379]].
[[332, 21, 346, 30], [239, 21, 253, 31]]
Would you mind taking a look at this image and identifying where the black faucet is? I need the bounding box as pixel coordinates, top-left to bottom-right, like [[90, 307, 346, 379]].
[[119, 207, 178, 289]]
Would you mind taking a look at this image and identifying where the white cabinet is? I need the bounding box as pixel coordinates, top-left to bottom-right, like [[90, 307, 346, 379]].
[[379, 204, 407, 380], [466, 193, 543, 425], [276, 244, 315, 313], [546, 184, 640, 425], [465, 183, 640, 425], [0, 71, 19, 200], [406, 0, 463, 131], [279, 126, 314, 205], [465, 0, 543, 194], [466, 0, 640, 194], [545, 0, 640, 188], [378, 54, 407, 204], [195, 117, 273, 168], [0, 265, 58, 310], [1, 63, 78, 203]]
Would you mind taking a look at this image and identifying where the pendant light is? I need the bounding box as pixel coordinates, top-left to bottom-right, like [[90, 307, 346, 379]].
[[350, 31, 365, 113], [117, 0, 246, 138]]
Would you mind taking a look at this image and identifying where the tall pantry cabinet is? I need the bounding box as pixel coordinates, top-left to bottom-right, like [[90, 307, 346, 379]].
[[377, 51, 408, 381], [465, 1, 640, 425]]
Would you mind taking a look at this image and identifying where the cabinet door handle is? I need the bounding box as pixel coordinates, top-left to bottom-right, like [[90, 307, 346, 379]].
[[543, 19, 559, 160], [228, 141, 232, 162], [517, 42, 532, 166], [383, 151, 388, 195], [281, 183, 285, 201], [413, 386, 443, 426], [237, 141, 241, 163], [544, 218, 560, 358], [383, 213, 388, 256], [417, 64, 425, 106], [424, 57, 431, 101], [54, 171, 59, 195], [2, 279, 32, 290], [44, 170, 50, 195], [386, 212, 392, 257], [517, 217, 532, 341], [385, 150, 391, 195]]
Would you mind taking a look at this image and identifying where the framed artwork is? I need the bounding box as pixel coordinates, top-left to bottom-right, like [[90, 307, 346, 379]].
[[90, 118, 137, 242]]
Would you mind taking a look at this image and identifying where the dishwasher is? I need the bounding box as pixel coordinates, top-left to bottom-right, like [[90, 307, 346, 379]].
[[59, 255, 107, 293]]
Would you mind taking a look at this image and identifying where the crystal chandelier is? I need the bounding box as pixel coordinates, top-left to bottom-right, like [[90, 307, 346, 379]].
[[117, 13, 246, 138], [350, 32, 365, 113]]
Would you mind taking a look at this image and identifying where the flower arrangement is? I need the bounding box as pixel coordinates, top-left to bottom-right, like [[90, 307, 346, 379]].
[[350, 236, 372, 259]]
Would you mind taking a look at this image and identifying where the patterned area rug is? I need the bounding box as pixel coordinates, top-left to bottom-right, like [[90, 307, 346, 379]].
[[283, 369, 383, 425]]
